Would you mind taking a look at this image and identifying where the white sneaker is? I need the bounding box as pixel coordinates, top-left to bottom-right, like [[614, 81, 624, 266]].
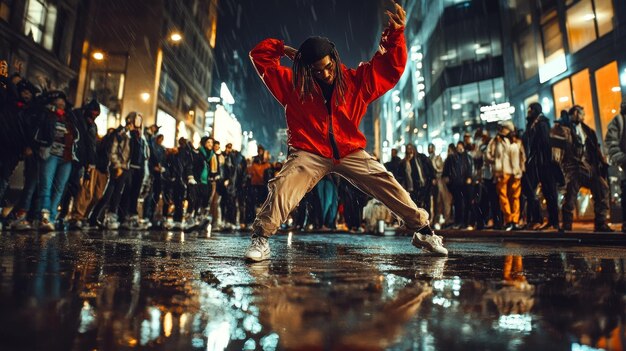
[[412, 232, 448, 256], [11, 218, 32, 231], [245, 235, 271, 262], [39, 212, 55, 232], [171, 221, 184, 230], [104, 213, 120, 230]]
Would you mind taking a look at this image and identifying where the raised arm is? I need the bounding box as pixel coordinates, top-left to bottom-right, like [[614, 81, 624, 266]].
[[356, 2, 408, 103], [249, 39, 294, 106]]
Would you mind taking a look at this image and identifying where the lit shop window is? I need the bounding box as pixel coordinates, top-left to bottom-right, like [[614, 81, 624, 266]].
[[566, 0, 614, 53], [23, 0, 57, 50], [552, 78, 572, 115], [552, 69, 596, 129], [594, 61, 620, 136], [570, 69, 595, 128]]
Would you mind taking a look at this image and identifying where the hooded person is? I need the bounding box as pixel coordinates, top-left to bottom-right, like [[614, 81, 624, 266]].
[[245, 2, 447, 261]]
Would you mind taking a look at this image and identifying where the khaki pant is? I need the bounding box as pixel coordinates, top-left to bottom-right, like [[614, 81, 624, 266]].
[[496, 174, 521, 224], [71, 168, 109, 220], [252, 149, 429, 236]]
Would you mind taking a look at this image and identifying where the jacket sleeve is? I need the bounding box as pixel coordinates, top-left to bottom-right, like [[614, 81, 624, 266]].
[[355, 27, 408, 103], [249, 39, 293, 106], [537, 120, 552, 166], [605, 116, 626, 167], [109, 135, 122, 169]]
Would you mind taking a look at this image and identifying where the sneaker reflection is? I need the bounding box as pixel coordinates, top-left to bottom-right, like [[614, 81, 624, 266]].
[[246, 257, 435, 350]]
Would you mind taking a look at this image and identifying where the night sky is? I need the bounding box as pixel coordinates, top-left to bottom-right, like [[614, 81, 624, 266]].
[[212, 0, 388, 149]]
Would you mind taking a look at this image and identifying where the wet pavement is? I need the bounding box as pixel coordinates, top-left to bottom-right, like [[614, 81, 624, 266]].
[[0, 230, 624, 351]]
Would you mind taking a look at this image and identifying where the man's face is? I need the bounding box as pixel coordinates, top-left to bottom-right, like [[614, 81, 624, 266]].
[[391, 149, 397, 158], [225, 145, 232, 154], [406, 147, 415, 158], [311, 55, 335, 85], [213, 143, 220, 152], [464, 135, 471, 145], [456, 143, 465, 153], [527, 107, 535, 119], [205, 139, 213, 150], [20, 89, 33, 102], [54, 97, 65, 111], [571, 108, 585, 124], [156, 136, 164, 145], [428, 145, 434, 154], [258, 148, 264, 157]]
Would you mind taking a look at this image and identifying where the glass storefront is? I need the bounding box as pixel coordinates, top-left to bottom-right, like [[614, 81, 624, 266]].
[[571, 69, 595, 124], [595, 61, 621, 136], [552, 78, 572, 114], [550, 62, 620, 136], [427, 77, 506, 140]]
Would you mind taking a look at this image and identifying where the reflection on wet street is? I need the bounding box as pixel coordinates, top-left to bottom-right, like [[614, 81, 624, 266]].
[[0, 231, 624, 350]]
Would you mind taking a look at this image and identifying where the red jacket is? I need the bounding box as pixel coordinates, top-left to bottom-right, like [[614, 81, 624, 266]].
[[250, 27, 407, 159]]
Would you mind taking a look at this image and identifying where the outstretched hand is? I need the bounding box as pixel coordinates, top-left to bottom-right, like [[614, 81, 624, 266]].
[[386, 1, 406, 30], [284, 45, 297, 61]]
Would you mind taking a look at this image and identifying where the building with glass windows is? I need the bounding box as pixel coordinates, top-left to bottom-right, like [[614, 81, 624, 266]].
[[375, 0, 507, 161], [0, 0, 85, 95], [503, 0, 626, 141], [0, 0, 219, 148], [375, 0, 626, 161], [77, 0, 219, 148]]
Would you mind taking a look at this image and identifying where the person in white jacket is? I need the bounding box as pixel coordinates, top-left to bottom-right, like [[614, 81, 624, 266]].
[[487, 121, 526, 231]]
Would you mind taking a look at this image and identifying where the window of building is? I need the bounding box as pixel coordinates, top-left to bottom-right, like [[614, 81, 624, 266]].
[[23, 0, 57, 50], [594, 61, 620, 136], [566, 0, 597, 53], [571, 69, 595, 128], [514, 29, 539, 82], [566, 0, 614, 53], [540, 10, 563, 60], [553, 78, 572, 114], [0, 0, 11, 22], [595, 0, 614, 37]]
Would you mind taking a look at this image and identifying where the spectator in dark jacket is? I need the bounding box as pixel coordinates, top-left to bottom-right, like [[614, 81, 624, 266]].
[[59, 99, 100, 226], [605, 102, 626, 233], [34, 92, 79, 231], [561, 105, 612, 232], [143, 134, 166, 225], [384, 148, 403, 179], [443, 142, 473, 228], [522, 102, 560, 231], [398, 144, 436, 216], [0, 78, 40, 224]]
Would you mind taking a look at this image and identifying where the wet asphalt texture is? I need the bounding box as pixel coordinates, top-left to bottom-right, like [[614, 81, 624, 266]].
[[0, 230, 624, 351]]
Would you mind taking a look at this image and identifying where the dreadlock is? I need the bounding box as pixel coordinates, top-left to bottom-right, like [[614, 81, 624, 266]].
[[292, 47, 347, 107]]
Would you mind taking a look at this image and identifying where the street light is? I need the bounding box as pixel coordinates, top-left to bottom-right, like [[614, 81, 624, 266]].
[[92, 51, 104, 61], [170, 32, 182, 42]]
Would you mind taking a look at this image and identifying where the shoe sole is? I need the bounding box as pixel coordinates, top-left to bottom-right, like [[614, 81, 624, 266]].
[[412, 236, 448, 256], [245, 251, 270, 262]]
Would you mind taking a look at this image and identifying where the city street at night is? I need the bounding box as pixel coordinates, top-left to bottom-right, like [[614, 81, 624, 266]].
[[3, 0, 626, 349], [0, 229, 624, 350]]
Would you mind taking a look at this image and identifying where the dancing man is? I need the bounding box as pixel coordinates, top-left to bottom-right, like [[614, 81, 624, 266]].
[[246, 2, 447, 261]]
